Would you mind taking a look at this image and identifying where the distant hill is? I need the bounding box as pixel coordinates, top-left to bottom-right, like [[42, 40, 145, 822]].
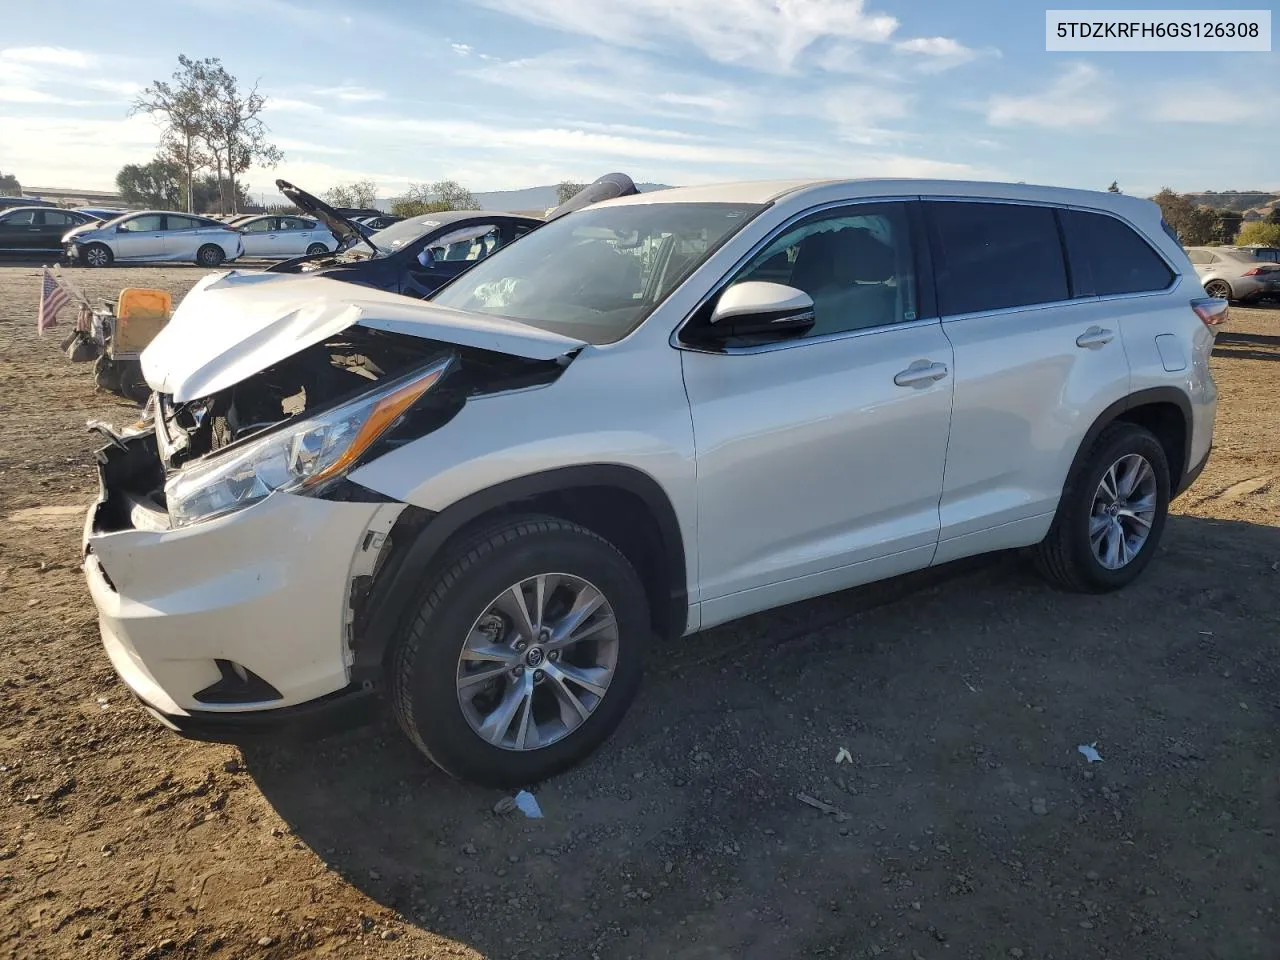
[[1182, 190, 1279, 212], [473, 182, 673, 212]]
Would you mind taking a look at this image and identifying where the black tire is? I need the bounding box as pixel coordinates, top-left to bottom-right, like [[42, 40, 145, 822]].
[[306, 243, 329, 256], [391, 515, 650, 787], [1203, 279, 1232, 300], [82, 242, 113, 268], [1032, 422, 1170, 593], [196, 244, 225, 267]]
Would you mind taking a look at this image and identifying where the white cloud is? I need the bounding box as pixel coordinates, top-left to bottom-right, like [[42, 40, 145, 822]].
[[0, 114, 165, 189], [1150, 87, 1254, 123], [264, 97, 323, 113], [820, 85, 913, 143], [313, 85, 385, 102], [450, 42, 473, 56], [86, 78, 143, 97], [985, 63, 1113, 128], [476, 0, 902, 71], [1, 46, 96, 69]]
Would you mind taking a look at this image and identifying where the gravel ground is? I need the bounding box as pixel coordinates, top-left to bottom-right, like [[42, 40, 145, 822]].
[[1, 263, 1278, 960]]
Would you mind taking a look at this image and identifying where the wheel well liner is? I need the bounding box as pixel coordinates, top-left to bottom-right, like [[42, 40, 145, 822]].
[[350, 465, 688, 686], [1064, 388, 1192, 500]]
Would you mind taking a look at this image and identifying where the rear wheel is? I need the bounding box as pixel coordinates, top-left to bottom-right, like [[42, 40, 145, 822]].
[[306, 243, 328, 256], [82, 243, 113, 268], [391, 516, 649, 787], [1032, 422, 1170, 592], [196, 244, 225, 267], [1203, 279, 1232, 300]]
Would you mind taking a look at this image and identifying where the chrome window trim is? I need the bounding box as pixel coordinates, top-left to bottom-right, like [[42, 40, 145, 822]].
[[670, 195, 924, 355]]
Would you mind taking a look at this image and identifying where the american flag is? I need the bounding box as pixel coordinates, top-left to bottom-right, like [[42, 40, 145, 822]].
[[37, 267, 71, 336]]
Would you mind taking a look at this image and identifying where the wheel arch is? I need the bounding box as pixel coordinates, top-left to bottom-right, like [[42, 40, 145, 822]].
[[1063, 388, 1192, 502], [349, 464, 690, 687]]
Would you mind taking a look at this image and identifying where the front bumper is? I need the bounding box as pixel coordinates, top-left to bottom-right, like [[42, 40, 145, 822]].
[[83, 432, 403, 739]]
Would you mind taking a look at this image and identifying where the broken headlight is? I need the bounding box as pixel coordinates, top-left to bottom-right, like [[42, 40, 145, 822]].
[[164, 357, 452, 528]]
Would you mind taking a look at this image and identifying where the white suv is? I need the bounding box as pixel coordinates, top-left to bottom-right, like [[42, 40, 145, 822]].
[[83, 179, 1223, 786]]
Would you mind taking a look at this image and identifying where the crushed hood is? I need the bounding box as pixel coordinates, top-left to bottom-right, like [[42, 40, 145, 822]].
[[140, 271, 586, 402]]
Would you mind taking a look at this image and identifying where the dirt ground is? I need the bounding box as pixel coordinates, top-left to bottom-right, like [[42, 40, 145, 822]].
[[1, 262, 1277, 960]]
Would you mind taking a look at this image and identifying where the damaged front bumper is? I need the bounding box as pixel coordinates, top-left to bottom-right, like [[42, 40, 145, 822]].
[[83, 429, 404, 742]]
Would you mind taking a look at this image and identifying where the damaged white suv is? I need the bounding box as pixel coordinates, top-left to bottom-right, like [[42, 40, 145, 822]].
[[83, 180, 1223, 786]]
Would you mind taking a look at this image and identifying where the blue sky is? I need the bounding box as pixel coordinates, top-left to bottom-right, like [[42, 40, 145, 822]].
[[0, 0, 1275, 203]]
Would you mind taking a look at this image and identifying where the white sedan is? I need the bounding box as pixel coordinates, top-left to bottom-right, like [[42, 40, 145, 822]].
[[236, 215, 337, 259]]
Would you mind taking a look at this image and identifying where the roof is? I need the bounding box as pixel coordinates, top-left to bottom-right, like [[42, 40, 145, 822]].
[[599, 178, 1163, 219]]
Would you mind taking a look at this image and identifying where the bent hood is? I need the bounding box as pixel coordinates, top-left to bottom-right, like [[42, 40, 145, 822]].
[[141, 271, 586, 402], [276, 178, 378, 256]]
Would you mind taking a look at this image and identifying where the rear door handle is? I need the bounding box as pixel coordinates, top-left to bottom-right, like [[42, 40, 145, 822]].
[[894, 360, 949, 387], [1076, 326, 1115, 349]]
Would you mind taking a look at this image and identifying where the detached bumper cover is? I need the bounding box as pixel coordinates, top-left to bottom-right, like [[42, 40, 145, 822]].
[[135, 682, 378, 743], [84, 437, 402, 732]]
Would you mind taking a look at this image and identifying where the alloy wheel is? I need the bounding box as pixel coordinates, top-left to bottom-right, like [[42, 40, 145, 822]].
[[86, 246, 109, 267], [455, 573, 619, 751], [1090, 453, 1158, 570]]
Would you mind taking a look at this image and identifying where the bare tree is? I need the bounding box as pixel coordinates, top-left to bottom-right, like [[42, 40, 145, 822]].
[[324, 180, 379, 208], [391, 180, 479, 217], [132, 55, 210, 212], [201, 60, 282, 215], [557, 181, 587, 204]]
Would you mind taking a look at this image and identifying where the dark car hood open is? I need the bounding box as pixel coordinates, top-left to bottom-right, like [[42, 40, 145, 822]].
[[545, 172, 640, 222], [276, 178, 378, 256]]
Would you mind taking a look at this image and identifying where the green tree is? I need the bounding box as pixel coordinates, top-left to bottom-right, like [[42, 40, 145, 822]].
[[1152, 188, 1215, 245], [132, 55, 212, 212], [324, 179, 379, 209], [0, 171, 21, 195], [1106, 181, 1120, 193], [391, 180, 479, 217], [116, 157, 183, 209], [1267, 207, 1280, 225], [1236, 221, 1280, 247], [1212, 210, 1243, 244], [557, 181, 587, 204]]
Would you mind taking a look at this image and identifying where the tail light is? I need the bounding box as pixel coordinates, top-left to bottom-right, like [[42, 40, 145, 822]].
[[1241, 266, 1277, 277], [1191, 296, 1229, 328]]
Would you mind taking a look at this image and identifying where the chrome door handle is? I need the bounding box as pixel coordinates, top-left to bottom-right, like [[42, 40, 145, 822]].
[[1076, 326, 1115, 349], [894, 360, 949, 387]]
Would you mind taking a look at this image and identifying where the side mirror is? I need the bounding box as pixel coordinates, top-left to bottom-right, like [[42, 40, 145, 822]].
[[707, 281, 815, 340]]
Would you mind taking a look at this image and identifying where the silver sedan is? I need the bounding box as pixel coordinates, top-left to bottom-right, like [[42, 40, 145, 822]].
[[235, 215, 337, 259], [1185, 245, 1280, 302], [63, 212, 244, 268]]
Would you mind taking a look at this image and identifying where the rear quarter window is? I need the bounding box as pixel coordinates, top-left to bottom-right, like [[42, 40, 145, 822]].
[[1061, 210, 1175, 296], [927, 201, 1069, 315]]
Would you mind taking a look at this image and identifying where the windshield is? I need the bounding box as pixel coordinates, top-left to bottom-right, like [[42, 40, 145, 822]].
[[429, 202, 761, 344], [372, 216, 451, 255]]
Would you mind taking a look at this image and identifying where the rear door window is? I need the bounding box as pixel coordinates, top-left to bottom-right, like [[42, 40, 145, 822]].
[[1061, 210, 1174, 296], [926, 201, 1069, 315], [1186, 249, 1212, 265]]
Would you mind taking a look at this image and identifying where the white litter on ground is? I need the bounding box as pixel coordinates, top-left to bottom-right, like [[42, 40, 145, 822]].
[[514, 790, 543, 819], [1077, 743, 1104, 763]]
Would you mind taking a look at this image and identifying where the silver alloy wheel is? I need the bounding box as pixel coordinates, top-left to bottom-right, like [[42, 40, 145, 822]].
[[197, 245, 223, 266], [1090, 453, 1158, 570], [85, 245, 109, 267], [456, 573, 619, 751], [1204, 280, 1231, 300]]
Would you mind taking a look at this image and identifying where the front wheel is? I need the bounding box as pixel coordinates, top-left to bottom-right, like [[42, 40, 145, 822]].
[[82, 243, 113, 268], [196, 244, 225, 267], [1032, 422, 1170, 592], [391, 516, 650, 787]]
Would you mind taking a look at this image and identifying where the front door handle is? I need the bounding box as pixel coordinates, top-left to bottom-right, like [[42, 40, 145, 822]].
[[894, 360, 949, 387], [1076, 326, 1115, 349]]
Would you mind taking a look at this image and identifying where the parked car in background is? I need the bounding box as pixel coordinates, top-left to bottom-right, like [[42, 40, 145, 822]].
[[355, 214, 401, 231], [1235, 245, 1280, 264], [77, 207, 127, 221], [236, 214, 338, 259], [0, 196, 57, 211], [0, 206, 100, 254], [64, 211, 244, 267], [266, 179, 542, 297], [84, 178, 1222, 786], [1184, 246, 1280, 301]]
